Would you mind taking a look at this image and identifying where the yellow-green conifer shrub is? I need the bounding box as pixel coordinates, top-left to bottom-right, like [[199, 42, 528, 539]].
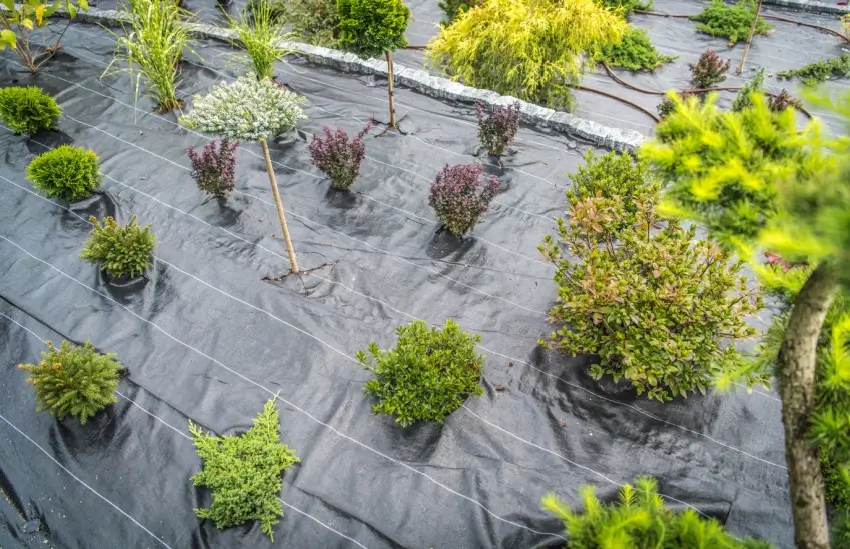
[[426, 0, 627, 110]]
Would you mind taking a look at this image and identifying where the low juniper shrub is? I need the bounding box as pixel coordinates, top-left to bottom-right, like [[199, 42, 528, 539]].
[[476, 101, 520, 157], [187, 138, 239, 198], [596, 27, 676, 71], [690, 0, 772, 46], [731, 68, 765, 112], [308, 123, 371, 190], [778, 53, 850, 86], [80, 215, 157, 278], [190, 396, 299, 540], [429, 163, 499, 237], [357, 319, 484, 427], [0, 86, 62, 135], [27, 145, 102, 202], [689, 49, 730, 89], [18, 340, 122, 424]]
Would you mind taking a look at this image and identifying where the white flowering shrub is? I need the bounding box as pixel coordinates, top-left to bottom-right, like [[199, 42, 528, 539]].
[[179, 76, 306, 142]]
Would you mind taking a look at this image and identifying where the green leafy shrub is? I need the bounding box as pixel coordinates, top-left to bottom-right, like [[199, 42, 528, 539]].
[[18, 340, 121, 424], [226, 1, 289, 80], [0, 86, 61, 135], [596, 27, 676, 71], [542, 476, 774, 548], [80, 215, 156, 278], [268, 0, 339, 46], [689, 49, 730, 89], [427, 0, 627, 111], [539, 151, 764, 401], [599, 0, 653, 15], [356, 319, 484, 427], [690, 0, 772, 45], [779, 53, 850, 86], [190, 396, 299, 541], [26, 145, 101, 202], [437, 0, 482, 26], [732, 68, 765, 112]]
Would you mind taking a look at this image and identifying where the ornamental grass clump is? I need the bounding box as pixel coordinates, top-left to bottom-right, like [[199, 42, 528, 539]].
[[0, 86, 61, 135], [187, 138, 239, 198], [689, 49, 730, 89], [190, 396, 299, 540], [429, 163, 499, 237], [543, 476, 774, 548], [596, 27, 676, 71], [476, 101, 520, 157], [26, 145, 101, 202], [180, 75, 306, 273], [18, 340, 121, 424], [308, 123, 371, 190], [539, 151, 764, 402], [357, 319, 484, 427], [427, 0, 627, 111], [80, 215, 156, 278], [691, 0, 772, 46], [104, 0, 193, 112], [226, 1, 289, 80]]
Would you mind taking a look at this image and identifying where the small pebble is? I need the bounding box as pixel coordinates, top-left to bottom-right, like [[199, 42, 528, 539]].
[[507, 361, 513, 367], [494, 385, 505, 392]]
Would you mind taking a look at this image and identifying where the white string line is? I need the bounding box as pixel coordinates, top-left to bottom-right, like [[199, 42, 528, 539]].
[[0, 234, 565, 543], [0, 142, 780, 467], [0, 312, 372, 549], [0, 412, 173, 548]]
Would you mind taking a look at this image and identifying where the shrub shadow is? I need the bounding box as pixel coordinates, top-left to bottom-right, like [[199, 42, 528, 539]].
[[27, 130, 73, 152], [425, 228, 478, 262], [324, 186, 358, 210]]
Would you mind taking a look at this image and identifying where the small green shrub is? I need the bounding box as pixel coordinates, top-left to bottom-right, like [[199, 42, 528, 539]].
[[732, 68, 765, 112], [690, 0, 772, 45], [226, 1, 289, 80], [596, 27, 676, 71], [337, 0, 410, 59], [599, 0, 653, 15], [268, 0, 340, 46], [190, 396, 299, 541], [26, 145, 101, 202], [80, 215, 156, 278], [357, 319, 484, 427], [779, 53, 850, 86], [539, 151, 764, 401], [437, 0, 482, 26], [0, 86, 61, 135], [18, 340, 121, 424], [542, 476, 774, 548]]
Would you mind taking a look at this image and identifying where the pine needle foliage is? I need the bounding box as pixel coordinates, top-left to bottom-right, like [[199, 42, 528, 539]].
[[80, 215, 156, 278], [596, 27, 676, 71], [27, 145, 101, 202], [779, 53, 850, 87], [336, 0, 410, 59], [189, 396, 299, 541], [542, 476, 774, 548], [426, 0, 627, 111], [690, 0, 772, 45], [0, 86, 61, 135], [356, 319, 484, 427], [18, 340, 121, 424], [732, 68, 765, 112], [539, 151, 764, 401], [225, 1, 290, 80], [104, 0, 193, 112]]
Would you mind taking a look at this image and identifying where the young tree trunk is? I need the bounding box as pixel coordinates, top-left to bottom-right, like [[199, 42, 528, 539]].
[[385, 50, 397, 129], [778, 262, 837, 549], [736, 0, 763, 73], [260, 139, 299, 274]]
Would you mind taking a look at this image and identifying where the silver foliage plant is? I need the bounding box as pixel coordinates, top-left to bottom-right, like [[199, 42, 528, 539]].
[[179, 75, 306, 142]]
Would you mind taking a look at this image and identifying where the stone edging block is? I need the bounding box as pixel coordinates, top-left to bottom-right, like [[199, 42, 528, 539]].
[[764, 0, 850, 15]]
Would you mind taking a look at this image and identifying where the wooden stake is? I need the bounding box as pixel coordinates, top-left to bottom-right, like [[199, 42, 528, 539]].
[[385, 50, 397, 129], [737, 0, 763, 74], [261, 139, 299, 274]]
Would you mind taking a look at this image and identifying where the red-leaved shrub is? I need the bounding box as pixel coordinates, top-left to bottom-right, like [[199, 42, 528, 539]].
[[187, 138, 239, 198], [428, 163, 499, 237], [476, 101, 520, 157], [308, 123, 371, 190], [689, 49, 730, 89]]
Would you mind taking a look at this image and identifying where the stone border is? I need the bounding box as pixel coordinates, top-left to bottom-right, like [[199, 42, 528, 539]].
[[764, 0, 850, 15], [64, 6, 645, 151]]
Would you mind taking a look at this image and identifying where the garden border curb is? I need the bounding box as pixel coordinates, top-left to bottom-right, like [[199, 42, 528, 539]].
[[59, 6, 646, 152], [764, 0, 850, 15]]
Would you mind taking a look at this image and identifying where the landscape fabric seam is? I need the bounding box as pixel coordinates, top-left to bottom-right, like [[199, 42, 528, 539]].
[[0, 119, 785, 469], [0, 310, 374, 549]]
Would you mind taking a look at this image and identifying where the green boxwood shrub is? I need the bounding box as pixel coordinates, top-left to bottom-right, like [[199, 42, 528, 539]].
[[80, 215, 156, 278], [18, 340, 121, 424], [356, 319, 484, 427], [542, 476, 773, 548], [539, 151, 764, 401], [596, 27, 675, 71], [0, 86, 61, 135], [26, 145, 101, 202], [190, 396, 299, 541], [690, 0, 772, 45]]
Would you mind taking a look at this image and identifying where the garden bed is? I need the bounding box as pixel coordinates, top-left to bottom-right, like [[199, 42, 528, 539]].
[[0, 14, 793, 549]]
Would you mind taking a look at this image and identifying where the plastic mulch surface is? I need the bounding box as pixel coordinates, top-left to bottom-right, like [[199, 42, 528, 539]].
[[1, 14, 791, 549]]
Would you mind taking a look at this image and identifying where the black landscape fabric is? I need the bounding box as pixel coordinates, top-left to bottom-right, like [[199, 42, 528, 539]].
[[0, 11, 798, 549]]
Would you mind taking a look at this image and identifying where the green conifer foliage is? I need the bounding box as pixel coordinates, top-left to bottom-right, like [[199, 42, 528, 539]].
[[690, 0, 772, 45], [80, 215, 156, 278], [0, 86, 61, 135]]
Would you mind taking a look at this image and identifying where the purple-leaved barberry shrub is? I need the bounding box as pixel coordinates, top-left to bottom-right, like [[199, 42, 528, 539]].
[[428, 163, 499, 237], [187, 138, 239, 198], [689, 49, 730, 89], [476, 101, 520, 157], [308, 123, 372, 190]]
